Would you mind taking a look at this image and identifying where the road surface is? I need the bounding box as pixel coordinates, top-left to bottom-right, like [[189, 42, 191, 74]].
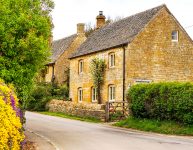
[[26, 111, 193, 150]]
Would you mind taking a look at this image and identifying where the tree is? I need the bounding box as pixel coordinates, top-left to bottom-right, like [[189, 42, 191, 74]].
[[85, 16, 123, 37], [0, 0, 54, 108], [90, 58, 106, 104]]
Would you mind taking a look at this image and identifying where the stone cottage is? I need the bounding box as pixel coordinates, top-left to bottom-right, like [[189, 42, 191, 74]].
[[44, 23, 86, 84], [69, 4, 193, 104]]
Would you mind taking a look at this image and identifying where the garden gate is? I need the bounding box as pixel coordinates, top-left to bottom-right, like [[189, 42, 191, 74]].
[[105, 101, 130, 122]]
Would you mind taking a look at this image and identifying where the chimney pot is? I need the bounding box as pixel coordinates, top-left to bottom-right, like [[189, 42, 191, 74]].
[[99, 11, 103, 15]]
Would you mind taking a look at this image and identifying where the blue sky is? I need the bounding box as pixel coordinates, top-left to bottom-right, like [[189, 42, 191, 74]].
[[51, 0, 193, 40]]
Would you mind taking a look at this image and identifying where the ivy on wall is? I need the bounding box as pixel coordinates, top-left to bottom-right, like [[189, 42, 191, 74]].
[[90, 58, 106, 104]]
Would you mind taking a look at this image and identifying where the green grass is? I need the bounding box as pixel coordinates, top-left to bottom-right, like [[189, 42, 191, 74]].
[[114, 117, 193, 136], [39, 111, 101, 123]]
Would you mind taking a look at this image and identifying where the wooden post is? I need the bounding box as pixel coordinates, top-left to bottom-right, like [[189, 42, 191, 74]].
[[105, 102, 109, 122]]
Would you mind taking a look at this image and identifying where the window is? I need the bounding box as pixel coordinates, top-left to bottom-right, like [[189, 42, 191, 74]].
[[109, 85, 115, 101], [78, 87, 83, 102], [172, 31, 178, 41], [91, 87, 97, 102], [109, 53, 115, 67], [78, 60, 83, 73]]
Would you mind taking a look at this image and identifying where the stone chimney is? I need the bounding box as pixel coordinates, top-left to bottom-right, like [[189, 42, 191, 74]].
[[77, 23, 85, 35], [96, 11, 106, 29]]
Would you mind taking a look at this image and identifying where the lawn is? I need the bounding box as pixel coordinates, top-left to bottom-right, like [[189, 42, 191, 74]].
[[114, 117, 193, 136], [39, 112, 193, 136]]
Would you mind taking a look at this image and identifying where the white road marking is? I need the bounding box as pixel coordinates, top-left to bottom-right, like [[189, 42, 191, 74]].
[[27, 128, 60, 150]]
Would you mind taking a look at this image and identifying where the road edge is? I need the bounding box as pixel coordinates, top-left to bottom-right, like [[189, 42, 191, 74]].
[[27, 129, 60, 150]]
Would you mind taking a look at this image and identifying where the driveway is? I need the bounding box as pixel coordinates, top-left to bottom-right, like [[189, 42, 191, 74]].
[[25, 111, 193, 150]]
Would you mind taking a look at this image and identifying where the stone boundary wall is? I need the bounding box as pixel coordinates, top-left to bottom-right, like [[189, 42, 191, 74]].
[[46, 100, 106, 121]]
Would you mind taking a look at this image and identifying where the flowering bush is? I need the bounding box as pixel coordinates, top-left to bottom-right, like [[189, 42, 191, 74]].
[[0, 79, 24, 149]]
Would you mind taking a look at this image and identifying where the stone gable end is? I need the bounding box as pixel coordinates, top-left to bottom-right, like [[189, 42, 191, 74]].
[[125, 7, 193, 87], [54, 35, 86, 84]]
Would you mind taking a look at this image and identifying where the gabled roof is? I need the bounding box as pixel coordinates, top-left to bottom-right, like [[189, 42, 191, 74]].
[[49, 34, 77, 64], [70, 4, 165, 59]]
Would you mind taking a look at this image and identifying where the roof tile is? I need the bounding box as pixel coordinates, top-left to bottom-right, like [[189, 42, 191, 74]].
[[70, 5, 165, 58]]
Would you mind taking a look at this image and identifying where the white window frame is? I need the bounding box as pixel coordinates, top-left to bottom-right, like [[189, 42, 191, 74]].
[[109, 53, 115, 67], [79, 60, 83, 74], [78, 87, 83, 102], [91, 87, 97, 102], [109, 85, 115, 101], [172, 31, 178, 42]]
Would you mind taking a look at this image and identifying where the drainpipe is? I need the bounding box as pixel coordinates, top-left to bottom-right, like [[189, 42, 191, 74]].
[[122, 46, 126, 102], [51, 65, 55, 83]]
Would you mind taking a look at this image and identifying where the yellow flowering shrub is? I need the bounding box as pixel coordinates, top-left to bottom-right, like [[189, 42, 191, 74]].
[[0, 80, 24, 149]]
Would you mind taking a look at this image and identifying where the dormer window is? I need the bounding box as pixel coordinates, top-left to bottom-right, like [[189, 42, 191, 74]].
[[78, 60, 83, 74], [109, 53, 115, 67], [172, 31, 178, 42]]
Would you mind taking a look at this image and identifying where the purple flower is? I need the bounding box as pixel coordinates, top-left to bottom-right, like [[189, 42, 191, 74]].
[[10, 95, 16, 111], [20, 138, 27, 148], [16, 108, 23, 119]]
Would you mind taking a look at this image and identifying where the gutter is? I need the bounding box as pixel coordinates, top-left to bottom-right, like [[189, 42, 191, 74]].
[[51, 65, 55, 83], [69, 42, 128, 59]]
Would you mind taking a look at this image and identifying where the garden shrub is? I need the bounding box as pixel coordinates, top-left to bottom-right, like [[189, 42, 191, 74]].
[[127, 82, 193, 125], [27, 82, 69, 111], [0, 79, 24, 149]]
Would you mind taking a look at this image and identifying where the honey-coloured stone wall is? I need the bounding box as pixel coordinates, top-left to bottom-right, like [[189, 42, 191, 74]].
[[70, 47, 124, 103], [125, 7, 193, 88]]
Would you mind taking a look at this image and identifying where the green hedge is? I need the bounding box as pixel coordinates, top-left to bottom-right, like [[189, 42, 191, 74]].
[[27, 82, 69, 111], [127, 82, 193, 125]]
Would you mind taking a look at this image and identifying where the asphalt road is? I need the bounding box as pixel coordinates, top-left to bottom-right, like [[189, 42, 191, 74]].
[[26, 111, 193, 150]]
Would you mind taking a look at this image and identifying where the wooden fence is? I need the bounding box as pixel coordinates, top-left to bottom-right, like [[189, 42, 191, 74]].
[[105, 101, 130, 122]]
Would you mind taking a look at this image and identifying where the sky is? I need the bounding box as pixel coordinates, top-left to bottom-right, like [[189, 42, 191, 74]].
[[51, 0, 193, 40]]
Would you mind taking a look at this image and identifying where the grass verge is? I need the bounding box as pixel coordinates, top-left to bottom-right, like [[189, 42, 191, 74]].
[[114, 117, 193, 136], [39, 111, 101, 123]]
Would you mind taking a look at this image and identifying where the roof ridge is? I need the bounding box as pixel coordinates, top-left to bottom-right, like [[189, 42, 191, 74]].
[[70, 4, 166, 59], [98, 4, 166, 30]]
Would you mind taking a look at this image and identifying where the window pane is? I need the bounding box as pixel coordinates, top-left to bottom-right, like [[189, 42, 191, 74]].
[[94, 88, 96, 100], [111, 87, 113, 100], [92, 88, 94, 100], [92, 88, 95, 101], [111, 54, 115, 66], [95, 88, 98, 100], [172, 31, 178, 41], [113, 87, 115, 100], [92, 87, 97, 101], [79, 61, 83, 73], [109, 85, 115, 101], [109, 53, 115, 67], [78, 88, 83, 101], [80, 62, 82, 72], [111, 55, 113, 66]]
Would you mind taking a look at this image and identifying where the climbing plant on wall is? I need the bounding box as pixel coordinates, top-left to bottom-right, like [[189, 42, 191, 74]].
[[90, 58, 106, 104]]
